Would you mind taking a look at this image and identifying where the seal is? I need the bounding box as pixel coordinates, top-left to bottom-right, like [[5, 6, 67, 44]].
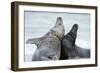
[[26, 17, 65, 61], [60, 24, 90, 60]]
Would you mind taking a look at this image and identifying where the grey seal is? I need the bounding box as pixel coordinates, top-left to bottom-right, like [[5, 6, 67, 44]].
[[26, 17, 65, 61], [60, 24, 90, 60]]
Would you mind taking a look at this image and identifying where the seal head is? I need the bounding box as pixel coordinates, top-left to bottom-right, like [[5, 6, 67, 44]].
[[60, 24, 79, 59]]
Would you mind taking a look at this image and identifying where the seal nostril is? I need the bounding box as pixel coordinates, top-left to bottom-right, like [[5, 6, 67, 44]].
[[57, 17, 62, 20], [74, 24, 78, 28]]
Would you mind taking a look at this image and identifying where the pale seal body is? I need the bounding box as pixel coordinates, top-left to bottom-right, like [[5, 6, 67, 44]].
[[60, 24, 90, 60], [26, 17, 65, 61]]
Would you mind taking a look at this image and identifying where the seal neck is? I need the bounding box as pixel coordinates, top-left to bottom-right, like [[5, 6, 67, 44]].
[[46, 30, 62, 41]]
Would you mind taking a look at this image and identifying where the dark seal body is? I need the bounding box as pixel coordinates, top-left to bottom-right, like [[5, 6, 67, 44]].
[[60, 24, 90, 60], [26, 17, 65, 61]]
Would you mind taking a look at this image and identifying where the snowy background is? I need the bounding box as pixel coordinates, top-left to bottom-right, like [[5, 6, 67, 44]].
[[24, 11, 90, 62]]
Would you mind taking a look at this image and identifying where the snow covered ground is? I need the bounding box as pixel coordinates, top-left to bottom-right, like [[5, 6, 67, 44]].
[[24, 11, 90, 62]]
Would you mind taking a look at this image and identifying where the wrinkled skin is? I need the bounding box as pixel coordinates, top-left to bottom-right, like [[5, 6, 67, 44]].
[[60, 24, 90, 60], [26, 17, 65, 61]]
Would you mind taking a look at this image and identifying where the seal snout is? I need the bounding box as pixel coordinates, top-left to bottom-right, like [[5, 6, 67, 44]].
[[57, 17, 62, 22], [70, 24, 78, 33], [74, 24, 78, 28], [57, 17, 62, 20], [64, 24, 78, 42], [56, 17, 63, 25]]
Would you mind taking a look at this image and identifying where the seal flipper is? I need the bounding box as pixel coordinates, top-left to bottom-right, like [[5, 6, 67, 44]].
[[26, 38, 41, 46]]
